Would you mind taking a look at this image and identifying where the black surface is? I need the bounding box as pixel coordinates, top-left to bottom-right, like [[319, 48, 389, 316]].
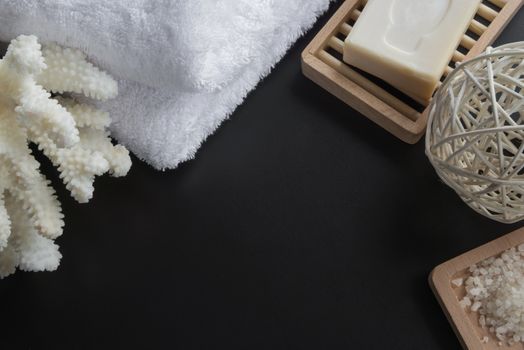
[[1, 4, 524, 349]]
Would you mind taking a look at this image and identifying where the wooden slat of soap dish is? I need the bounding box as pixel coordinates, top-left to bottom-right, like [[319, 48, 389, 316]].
[[301, 0, 524, 144], [430, 227, 524, 350]]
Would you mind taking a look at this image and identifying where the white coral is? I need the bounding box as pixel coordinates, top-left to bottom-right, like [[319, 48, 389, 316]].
[[0, 35, 131, 278]]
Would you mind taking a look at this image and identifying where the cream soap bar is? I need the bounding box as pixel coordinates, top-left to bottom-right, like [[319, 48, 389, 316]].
[[343, 0, 481, 103]]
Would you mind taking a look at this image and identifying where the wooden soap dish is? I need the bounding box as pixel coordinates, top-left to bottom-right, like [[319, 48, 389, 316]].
[[430, 227, 524, 350], [301, 0, 524, 144]]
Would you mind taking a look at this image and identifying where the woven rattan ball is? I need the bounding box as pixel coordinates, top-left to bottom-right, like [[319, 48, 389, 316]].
[[426, 42, 524, 223]]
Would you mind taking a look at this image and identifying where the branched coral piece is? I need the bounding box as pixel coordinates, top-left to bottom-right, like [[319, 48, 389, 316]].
[[3, 192, 62, 274], [0, 35, 131, 278], [1, 36, 79, 148], [38, 43, 118, 101], [0, 108, 64, 240], [57, 97, 132, 178]]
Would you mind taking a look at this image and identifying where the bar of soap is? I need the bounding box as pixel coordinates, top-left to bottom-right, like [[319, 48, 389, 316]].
[[343, 0, 481, 103]]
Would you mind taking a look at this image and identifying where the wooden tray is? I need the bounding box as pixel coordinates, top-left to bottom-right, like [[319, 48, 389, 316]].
[[301, 0, 524, 144], [430, 227, 524, 350]]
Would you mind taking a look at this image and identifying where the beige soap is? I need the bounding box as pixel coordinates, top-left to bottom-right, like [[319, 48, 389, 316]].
[[343, 0, 481, 103]]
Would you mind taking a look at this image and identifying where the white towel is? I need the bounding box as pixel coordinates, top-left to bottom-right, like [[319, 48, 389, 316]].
[[0, 0, 332, 169]]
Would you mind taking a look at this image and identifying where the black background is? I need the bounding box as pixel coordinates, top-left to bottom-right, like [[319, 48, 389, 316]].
[[1, 3, 523, 349]]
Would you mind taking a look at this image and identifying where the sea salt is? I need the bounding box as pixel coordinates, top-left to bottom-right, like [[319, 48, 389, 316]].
[[463, 246, 524, 345]]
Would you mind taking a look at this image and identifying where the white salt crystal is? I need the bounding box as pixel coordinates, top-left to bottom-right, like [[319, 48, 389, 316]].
[[451, 278, 463, 287], [459, 297, 472, 308], [469, 287, 482, 296], [471, 301, 482, 312], [479, 315, 486, 328]]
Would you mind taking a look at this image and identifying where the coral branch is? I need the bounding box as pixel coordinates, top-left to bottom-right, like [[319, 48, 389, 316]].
[[38, 43, 118, 101], [0, 35, 131, 278], [4, 193, 62, 275]]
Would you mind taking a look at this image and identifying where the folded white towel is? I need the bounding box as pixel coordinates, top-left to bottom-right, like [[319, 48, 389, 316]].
[[0, 0, 332, 169]]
